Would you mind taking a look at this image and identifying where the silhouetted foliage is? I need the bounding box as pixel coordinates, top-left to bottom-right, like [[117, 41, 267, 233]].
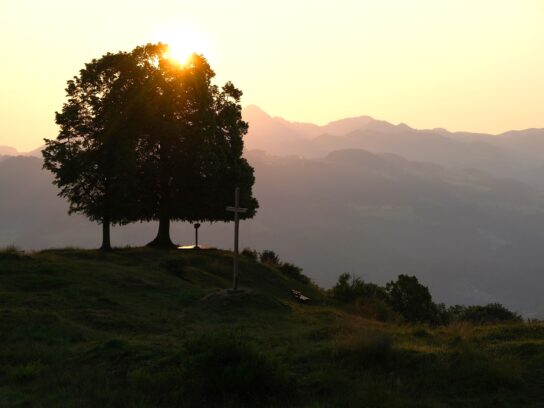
[[330, 273, 521, 326], [257, 250, 313, 285], [260, 250, 280, 265], [278, 262, 310, 284], [241, 248, 259, 261], [433, 302, 450, 325], [182, 333, 293, 405], [334, 329, 394, 367], [385, 275, 437, 324], [331, 273, 386, 303], [44, 43, 258, 250], [0, 246, 25, 261], [128, 44, 258, 248], [159, 257, 188, 279], [448, 303, 522, 324], [43, 52, 140, 250], [330, 273, 394, 321]]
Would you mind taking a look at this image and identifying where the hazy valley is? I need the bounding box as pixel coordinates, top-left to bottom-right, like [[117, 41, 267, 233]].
[[3, 107, 544, 317]]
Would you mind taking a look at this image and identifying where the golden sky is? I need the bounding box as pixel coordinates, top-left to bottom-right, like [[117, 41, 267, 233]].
[[1, 0, 544, 151]]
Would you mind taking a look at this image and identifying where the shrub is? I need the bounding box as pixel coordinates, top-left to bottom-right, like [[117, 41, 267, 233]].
[[259, 251, 312, 285], [259, 250, 280, 265], [241, 248, 258, 261], [353, 298, 398, 322], [385, 275, 438, 324], [433, 302, 450, 325], [331, 273, 386, 303], [448, 303, 522, 324], [159, 258, 187, 278], [181, 333, 293, 405], [334, 329, 394, 367], [446, 345, 523, 389], [127, 365, 184, 399], [279, 262, 311, 284], [0, 245, 24, 260], [6, 362, 43, 384]]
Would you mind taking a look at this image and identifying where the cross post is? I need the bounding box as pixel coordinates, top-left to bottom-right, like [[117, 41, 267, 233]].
[[226, 187, 247, 291], [194, 223, 200, 249]]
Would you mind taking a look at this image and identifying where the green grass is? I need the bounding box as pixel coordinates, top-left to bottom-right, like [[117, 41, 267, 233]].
[[0, 247, 543, 407]]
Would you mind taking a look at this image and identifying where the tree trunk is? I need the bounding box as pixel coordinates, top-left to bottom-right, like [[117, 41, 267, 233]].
[[147, 140, 176, 249], [147, 215, 176, 248], [100, 217, 112, 251]]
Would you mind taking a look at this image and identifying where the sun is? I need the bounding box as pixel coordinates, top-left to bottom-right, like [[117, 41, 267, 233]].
[[164, 43, 194, 65], [152, 25, 213, 65]]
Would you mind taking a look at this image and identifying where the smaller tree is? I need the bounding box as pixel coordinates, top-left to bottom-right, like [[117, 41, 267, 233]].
[[43, 52, 139, 250], [385, 275, 437, 323]]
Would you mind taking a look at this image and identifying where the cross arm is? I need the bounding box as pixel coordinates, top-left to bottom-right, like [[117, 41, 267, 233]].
[[226, 206, 248, 213]]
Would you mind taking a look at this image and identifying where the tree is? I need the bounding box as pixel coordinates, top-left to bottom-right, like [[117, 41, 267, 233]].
[[44, 43, 258, 250], [385, 275, 437, 323], [43, 52, 140, 250], [128, 44, 258, 248]]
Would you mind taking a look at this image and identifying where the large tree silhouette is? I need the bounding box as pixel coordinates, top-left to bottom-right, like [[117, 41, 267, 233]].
[[43, 52, 140, 250], [44, 43, 258, 249], [130, 44, 258, 248]]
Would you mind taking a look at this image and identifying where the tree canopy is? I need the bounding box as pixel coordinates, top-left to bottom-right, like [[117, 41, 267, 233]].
[[43, 43, 258, 249], [128, 44, 257, 247], [385, 275, 436, 323], [43, 51, 140, 249]]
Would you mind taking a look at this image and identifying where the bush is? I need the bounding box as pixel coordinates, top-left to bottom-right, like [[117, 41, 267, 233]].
[[353, 298, 398, 322], [5, 362, 43, 384], [331, 273, 386, 303], [334, 329, 394, 367], [258, 250, 312, 285], [385, 275, 439, 324], [448, 303, 522, 324], [260, 250, 280, 265], [241, 248, 258, 261], [445, 345, 523, 389], [159, 257, 187, 278], [0, 245, 24, 260], [181, 333, 293, 405], [279, 262, 310, 284]]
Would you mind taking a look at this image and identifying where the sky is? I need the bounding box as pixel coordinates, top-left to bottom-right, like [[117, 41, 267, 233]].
[[1, 0, 544, 151]]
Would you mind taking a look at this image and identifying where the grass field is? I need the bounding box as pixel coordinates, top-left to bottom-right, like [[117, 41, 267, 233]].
[[1, 247, 543, 407]]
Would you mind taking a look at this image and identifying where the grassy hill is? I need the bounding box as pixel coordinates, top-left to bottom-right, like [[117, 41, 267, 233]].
[[1, 248, 543, 407]]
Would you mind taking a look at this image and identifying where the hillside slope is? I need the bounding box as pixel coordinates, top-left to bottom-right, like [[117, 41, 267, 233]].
[[1, 248, 544, 407]]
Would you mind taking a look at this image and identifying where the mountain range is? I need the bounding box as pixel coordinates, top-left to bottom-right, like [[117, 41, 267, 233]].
[[243, 105, 544, 189]]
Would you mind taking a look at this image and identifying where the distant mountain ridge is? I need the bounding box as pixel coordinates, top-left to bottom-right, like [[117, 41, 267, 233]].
[[242, 105, 544, 189], [6, 106, 544, 168], [243, 104, 544, 142], [0, 146, 19, 156], [0, 145, 42, 160]]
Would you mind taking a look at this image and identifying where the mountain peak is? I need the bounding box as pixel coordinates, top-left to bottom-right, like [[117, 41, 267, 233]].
[[0, 146, 18, 156], [243, 104, 271, 118]]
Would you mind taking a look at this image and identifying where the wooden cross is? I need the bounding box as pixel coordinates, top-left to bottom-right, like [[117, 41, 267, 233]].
[[193, 223, 200, 249], [226, 187, 247, 291]]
